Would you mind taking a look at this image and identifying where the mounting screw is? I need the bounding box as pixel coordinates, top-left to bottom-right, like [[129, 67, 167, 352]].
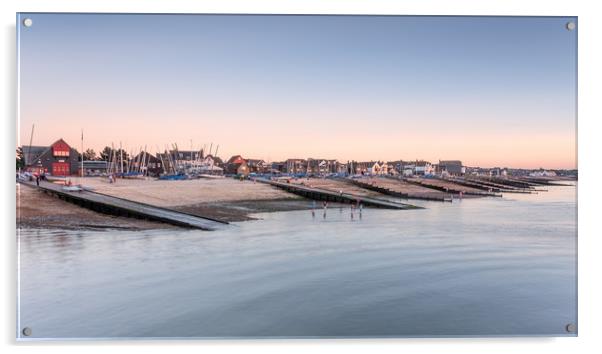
[[566, 323, 576, 333], [23, 18, 33, 27], [22, 327, 32, 336], [566, 22, 576, 31]]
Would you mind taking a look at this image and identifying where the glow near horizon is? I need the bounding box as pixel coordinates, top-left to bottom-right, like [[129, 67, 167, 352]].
[[18, 14, 576, 169]]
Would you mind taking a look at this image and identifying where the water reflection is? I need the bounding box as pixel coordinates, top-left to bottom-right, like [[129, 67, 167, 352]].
[[18, 184, 576, 338]]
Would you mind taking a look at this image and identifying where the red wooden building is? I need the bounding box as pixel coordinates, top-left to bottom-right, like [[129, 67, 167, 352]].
[[23, 138, 80, 176]]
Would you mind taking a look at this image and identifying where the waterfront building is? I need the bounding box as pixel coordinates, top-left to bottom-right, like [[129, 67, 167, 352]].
[[79, 160, 108, 176], [438, 160, 465, 176], [351, 161, 382, 175], [387, 164, 400, 176], [270, 161, 287, 174], [173, 150, 203, 162], [129, 152, 164, 177], [285, 159, 307, 175], [306, 159, 340, 175], [414, 160, 434, 176], [529, 170, 557, 177], [22, 138, 80, 176], [247, 159, 268, 174], [202, 154, 223, 167], [388, 160, 408, 175], [197, 154, 224, 175], [225, 155, 247, 175], [334, 161, 348, 174]]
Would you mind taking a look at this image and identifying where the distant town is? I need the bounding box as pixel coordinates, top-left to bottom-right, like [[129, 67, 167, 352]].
[[16, 137, 577, 180]]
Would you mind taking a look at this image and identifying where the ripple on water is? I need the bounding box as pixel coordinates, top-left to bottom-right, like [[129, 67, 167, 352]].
[[17, 185, 576, 338]]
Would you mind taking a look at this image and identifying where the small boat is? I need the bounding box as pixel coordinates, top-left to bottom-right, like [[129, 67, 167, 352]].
[[196, 174, 225, 179], [62, 185, 83, 192], [46, 175, 67, 183], [159, 173, 189, 181], [118, 172, 145, 179]]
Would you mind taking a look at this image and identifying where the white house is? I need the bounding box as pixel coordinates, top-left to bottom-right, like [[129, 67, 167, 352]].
[[414, 161, 434, 176], [529, 170, 557, 177], [368, 162, 381, 175]]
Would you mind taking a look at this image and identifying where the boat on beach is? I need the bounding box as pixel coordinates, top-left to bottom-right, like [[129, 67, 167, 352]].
[[159, 173, 189, 181], [196, 174, 225, 179], [62, 185, 83, 192]]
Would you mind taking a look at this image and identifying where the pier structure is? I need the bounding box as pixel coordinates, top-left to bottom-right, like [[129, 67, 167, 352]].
[[18, 180, 228, 230]]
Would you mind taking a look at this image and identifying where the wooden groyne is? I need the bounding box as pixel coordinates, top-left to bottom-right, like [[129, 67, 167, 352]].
[[403, 178, 501, 197], [256, 178, 422, 209], [480, 177, 539, 189], [518, 177, 574, 186], [348, 178, 453, 202], [445, 177, 535, 194], [19, 181, 228, 230]]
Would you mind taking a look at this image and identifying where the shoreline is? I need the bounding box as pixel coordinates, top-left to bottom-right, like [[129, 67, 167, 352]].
[[16, 180, 321, 230], [18, 176, 574, 231]]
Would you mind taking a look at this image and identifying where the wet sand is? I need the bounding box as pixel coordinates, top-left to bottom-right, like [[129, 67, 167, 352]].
[[289, 177, 384, 198], [406, 177, 486, 194], [174, 199, 319, 222], [358, 177, 453, 200]]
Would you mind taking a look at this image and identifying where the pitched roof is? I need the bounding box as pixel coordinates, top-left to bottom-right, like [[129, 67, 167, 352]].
[[415, 160, 432, 166], [227, 155, 245, 164], [22, 145, 49, 165], [439, 160, 462, 165], [22, 138, 74, 165], [246, 159, 265, 165]]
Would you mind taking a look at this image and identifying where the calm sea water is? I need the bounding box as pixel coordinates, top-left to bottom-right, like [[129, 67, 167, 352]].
[[18, 183, 577, 338]]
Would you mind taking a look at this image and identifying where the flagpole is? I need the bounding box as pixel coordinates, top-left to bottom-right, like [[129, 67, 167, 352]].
[[81, 129, 84, 181]]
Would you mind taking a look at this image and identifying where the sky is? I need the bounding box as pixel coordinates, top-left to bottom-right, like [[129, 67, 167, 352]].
[[18, 14, 577, 169]]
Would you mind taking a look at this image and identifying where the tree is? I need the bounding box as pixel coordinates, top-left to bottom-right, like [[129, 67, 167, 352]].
[[16, 147, 25, 170], [99, 146, 112, 161], [83, 148, 96, 161], [99, 146, 129, 163]]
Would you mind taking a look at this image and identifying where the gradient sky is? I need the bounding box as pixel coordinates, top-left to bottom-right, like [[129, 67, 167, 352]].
[[18, 14, 577, 169]]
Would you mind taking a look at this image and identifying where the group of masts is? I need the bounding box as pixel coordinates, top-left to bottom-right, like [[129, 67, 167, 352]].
[[106, 142, 149, 177], [155, 142, 220, 177]]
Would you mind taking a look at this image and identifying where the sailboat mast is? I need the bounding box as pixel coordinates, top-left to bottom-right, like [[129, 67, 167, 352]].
[[80, 129, 84, 179], [119, 141, 124, 174], [110, 142, 115, 174], [26, 124, 35, 172], [142, 145, 147, 175]]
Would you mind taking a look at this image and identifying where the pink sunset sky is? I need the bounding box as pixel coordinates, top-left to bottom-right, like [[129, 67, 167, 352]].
[[18, 14, 577, 169]]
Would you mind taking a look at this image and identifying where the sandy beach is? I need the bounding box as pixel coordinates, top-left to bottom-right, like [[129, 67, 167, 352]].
[[17, 183, 171, 230], [18, 177, 315, 226], [81, 177, 300, 206], [82, 177, 314, 221]]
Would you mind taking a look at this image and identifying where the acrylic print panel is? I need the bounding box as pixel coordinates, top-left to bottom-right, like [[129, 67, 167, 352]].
[[16, 13, 577, 339]]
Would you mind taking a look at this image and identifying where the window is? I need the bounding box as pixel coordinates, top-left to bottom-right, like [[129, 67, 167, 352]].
[[53, 149, 69, 157]]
